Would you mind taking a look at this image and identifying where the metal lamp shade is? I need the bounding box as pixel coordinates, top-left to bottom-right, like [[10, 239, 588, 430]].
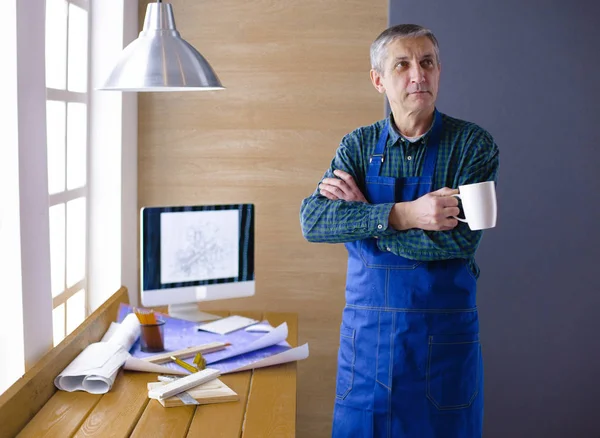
[[100, 2, 224, 92]]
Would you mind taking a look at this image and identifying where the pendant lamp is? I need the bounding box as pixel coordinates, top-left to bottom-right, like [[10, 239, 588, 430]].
[[100, 0, 224, 92]]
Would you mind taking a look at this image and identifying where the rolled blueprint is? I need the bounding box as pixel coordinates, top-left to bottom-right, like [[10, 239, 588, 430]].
[[54, 313, 140, 394]]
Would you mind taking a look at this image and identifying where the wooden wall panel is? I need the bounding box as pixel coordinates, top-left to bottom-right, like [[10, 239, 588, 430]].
[[137, 1, 386, 435]]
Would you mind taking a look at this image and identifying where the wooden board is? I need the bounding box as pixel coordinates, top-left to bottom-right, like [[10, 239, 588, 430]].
[[243, 312, 298, 438], [187, 311, 263, 437], [6, 304, 299, 437], [129, 310, 231, 436], [147, 379, 238, 408], [186, 370, 252, 437], [0, 287, 129, 438], [72, 370, 152, 438], [16, 390, 100, 438], [130, 400, 195, 438]]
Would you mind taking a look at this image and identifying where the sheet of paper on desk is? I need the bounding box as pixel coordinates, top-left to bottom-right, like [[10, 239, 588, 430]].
[[230, 343, 309, 372], [209, 343, 309, 374], [196, 315, 259, 335], [117, 304, 285, 361], [204, 322, 289, 364], [117, 303, 308, 374]]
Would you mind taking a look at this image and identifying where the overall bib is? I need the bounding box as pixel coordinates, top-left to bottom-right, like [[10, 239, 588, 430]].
[[332, 111, 483, 438]]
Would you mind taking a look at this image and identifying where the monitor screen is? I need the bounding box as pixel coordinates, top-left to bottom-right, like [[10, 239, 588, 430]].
[[140, 204, 255, 319]]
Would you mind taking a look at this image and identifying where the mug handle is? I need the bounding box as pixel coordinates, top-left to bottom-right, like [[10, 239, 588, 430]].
[[451, 194, 468, 223]]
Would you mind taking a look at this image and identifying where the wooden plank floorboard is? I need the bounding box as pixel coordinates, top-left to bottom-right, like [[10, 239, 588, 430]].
[[4, 306, 298, 438], [186, 311, 261, 438], [186, 371, 252, 438], [133, 310, 233, 437], [72, 371, 152, 438], [16, 390, 101, 438], [131, 399, 195, 438], [243, 312, 298, 437], [0, 287, 129, 438]]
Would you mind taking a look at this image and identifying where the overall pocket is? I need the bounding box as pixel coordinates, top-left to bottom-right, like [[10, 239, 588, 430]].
[[335, 325, 356, 400], [358, 239, 422, 269], [426, 333, 481, 410]]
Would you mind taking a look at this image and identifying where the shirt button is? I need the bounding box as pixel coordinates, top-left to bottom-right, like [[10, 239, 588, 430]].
[[407, 156, 412, 161], [377, 224, 383, 230]]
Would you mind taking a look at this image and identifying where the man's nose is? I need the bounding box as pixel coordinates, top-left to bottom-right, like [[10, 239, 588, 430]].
[[410, 65, 425, 83]]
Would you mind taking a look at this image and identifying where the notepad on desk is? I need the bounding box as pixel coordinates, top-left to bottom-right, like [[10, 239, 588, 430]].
[[196, 315, 259, 335]]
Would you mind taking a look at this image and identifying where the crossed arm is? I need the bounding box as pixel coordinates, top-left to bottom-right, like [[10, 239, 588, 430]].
[[319, 169, 461, 231], [300, 129, 499, 261]]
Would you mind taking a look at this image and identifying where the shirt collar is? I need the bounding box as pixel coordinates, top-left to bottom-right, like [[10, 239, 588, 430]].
[[387, 110, 438, 145], [387, 113, 402, 145]]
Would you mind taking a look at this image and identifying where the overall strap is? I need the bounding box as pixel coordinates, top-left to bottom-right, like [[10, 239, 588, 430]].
[[367, 123, 389, 177], [367, 110, 443, 179]]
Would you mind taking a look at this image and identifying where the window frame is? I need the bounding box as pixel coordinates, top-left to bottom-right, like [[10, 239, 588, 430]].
[[0, 0, 138, 395], [45, 0, 91, 346]]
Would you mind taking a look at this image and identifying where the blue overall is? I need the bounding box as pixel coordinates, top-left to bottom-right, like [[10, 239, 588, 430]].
[[332, 111, 483, 438]]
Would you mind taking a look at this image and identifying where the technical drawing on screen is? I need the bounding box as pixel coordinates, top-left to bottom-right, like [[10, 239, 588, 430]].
[[140, 204, 255, 321]]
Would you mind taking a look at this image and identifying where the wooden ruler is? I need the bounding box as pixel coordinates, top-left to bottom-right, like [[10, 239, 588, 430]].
[[142, 342, 230, 364]]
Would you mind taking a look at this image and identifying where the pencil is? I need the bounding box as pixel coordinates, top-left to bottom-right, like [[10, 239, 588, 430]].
[[170, 356, 198, 374], [133, 308, 157, 325]]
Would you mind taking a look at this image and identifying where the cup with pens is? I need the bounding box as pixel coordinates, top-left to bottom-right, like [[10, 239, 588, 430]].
[[134, 308, 166, 353]]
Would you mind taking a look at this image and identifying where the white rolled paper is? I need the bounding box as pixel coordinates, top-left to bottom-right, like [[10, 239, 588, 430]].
[[54, 313, 141, 394]]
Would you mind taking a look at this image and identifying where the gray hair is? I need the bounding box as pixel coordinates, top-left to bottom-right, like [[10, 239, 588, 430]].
[[370, 24, 440, 74]]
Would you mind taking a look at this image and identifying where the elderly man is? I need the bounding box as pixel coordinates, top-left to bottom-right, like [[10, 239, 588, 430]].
[[300, 24, 499, 437]]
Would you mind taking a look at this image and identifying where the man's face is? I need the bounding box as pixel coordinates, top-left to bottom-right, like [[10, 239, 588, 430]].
[[371, 36, 441, 116]]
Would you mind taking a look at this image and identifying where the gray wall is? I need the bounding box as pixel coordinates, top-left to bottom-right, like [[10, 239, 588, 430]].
[[390, 1, 600, 437]]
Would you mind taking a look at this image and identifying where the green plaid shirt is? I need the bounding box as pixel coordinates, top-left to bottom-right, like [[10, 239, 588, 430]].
[[300, 110, 499, 273]]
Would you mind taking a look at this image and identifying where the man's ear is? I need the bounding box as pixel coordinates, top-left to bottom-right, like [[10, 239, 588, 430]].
[[370, 69, 385, 94]]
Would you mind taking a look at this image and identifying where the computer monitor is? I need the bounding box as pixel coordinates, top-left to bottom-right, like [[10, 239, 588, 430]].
[[140, 203, 255, 321]]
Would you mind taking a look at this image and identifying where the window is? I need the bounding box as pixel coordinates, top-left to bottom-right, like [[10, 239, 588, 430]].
[[0, 0, 136, 396], [45, 0, 90, 346]]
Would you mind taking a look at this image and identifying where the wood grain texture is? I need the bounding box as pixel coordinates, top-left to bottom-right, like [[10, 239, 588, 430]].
[[244, 312, 298, 438], [16, 391, 101, 438], [72, 370, 152, 438], [0, 286, 129, 438], [137, 1, 386, 435], [186, 311, 262, 438], [187, 372, 252, 438], [132, 311, 231, 436], [8, 305, 299, 437], [130, 400, 195, 438]]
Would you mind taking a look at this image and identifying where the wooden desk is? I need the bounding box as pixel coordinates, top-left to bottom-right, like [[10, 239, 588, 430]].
[[0, 287, 297, 438]]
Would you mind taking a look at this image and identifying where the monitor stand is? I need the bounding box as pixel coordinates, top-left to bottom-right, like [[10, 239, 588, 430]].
[[168, 303, 222, 322]]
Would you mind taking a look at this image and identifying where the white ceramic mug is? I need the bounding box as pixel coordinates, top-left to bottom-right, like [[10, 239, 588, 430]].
[[452, 181, 497, 230]]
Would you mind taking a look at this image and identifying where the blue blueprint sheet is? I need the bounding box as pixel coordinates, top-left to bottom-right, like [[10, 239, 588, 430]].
[[117, 304, 290, 374]]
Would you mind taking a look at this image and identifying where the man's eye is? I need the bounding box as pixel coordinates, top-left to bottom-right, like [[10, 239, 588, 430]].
[[396, 61, 409, 69], [421, 59, 434, 67]]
